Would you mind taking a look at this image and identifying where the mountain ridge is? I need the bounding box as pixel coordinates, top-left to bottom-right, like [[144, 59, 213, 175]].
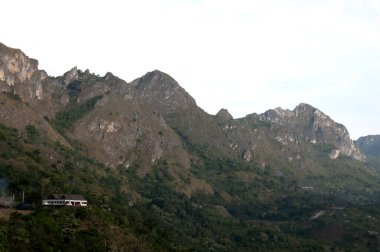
[[0, 42, 368, 168], [1, 41, 380, 251]]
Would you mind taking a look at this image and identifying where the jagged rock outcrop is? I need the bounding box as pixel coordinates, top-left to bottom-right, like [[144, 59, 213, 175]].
[[62, 66, 79, 85], [71, 90, 190, 173], [2, 43, 380, 252], [0, 42, 47, 101], [0, 41, 370, 182], [132, 70, 197, 113], [216, 108, 233, 121], [258, 103, 365, 161], [132, 70, 233, 158]]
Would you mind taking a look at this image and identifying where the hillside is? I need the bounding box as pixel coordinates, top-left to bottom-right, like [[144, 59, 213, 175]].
[[356, 135, 380, 170], [1, 42, 380, 251]]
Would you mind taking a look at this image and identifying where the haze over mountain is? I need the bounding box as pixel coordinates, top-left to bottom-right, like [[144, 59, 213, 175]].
[[0, 42, 380, 251]]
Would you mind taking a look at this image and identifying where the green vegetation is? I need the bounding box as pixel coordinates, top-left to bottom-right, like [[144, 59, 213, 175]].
[[367, 155, 380, 170], [51, 95, 102, 135], [25, 124, 40, 143], [0, 122, 167, 250], [2, 43, 379, 250], [7, 208, 115, 251], [356, 135, 380, 171], [0, 219, 8, 252], [0, 122, 380, 251], [357, 136, 380, 157]]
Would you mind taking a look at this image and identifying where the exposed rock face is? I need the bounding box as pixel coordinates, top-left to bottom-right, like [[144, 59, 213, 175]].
[[0, 42, 47, 101], [72, 92, 190, 173], [132, 70, 197, 114], [131, 70, 234, 158], [258, 103, 365, 161], [243, 149, 252, 162], [0, 41, 370, 182], [0, 43, 40, 85], [62, 66, 79, 85], [216, 109, 233, 121], [329, 149, 340, 160]]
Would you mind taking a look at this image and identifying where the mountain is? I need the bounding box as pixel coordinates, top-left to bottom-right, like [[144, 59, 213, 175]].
[[356, 135, 380, 169], [356, 135, 380, 157], [1, 42, 380, 251]]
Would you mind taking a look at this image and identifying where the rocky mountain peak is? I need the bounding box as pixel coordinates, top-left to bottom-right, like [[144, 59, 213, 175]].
[[258, 103, 365, 161], [132, 70, 197, 113], [133, 70, 176, 89], [260, 103, 316, 122], [62, 66, 79, 85], [216, 108, 233, 121], [0, 41, 369, 169], [0, 43, 47, 86], [0, 43, 48, 102], [103, 72, 119, 81], [103, 72, 129, 88], [294, 103, 315, 114], [259, 107, 293, 124]]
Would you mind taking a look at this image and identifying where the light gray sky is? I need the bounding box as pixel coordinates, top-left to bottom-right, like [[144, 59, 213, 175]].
[[1, 0, 379, 139]]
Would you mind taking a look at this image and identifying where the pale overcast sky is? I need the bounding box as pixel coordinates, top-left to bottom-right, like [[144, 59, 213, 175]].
[[1, 0, 379, 139]]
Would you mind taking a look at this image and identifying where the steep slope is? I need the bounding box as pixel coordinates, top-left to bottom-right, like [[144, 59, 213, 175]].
[[51, 68, 191, 174], [1, 41, 377, 195], [0, 43, 69, 145], [128, 69, 378, 199], [205, 105, 378, 199], [0, 42, 47, 92], [132, 70, 236, 158], [356, 135, 380, 157], [258, 104, 364, 161], [1, 42, 380, 251], [356, 135, 380, 169], [0, 44, 191, 176]]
